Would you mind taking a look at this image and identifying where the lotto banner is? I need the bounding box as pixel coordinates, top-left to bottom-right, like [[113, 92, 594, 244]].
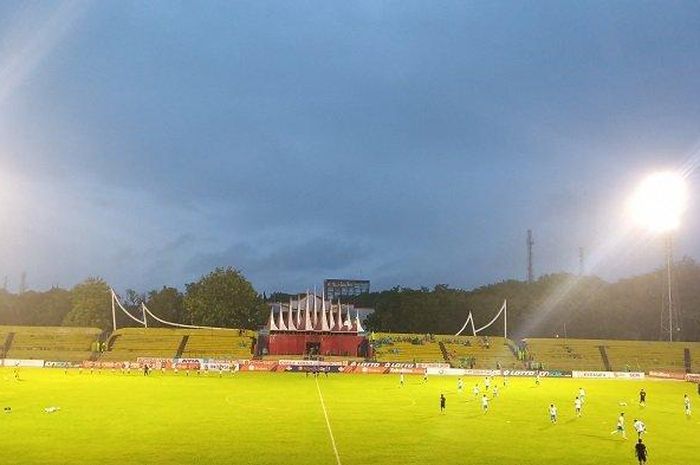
[[461, 369, 571, 377], [342, 362, 425, 374], [685, 373, 700, 383]]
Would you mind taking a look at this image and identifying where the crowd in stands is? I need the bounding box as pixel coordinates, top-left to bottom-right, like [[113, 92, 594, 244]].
[[91, 341, 107, 353], [369, 333, 437, 350]]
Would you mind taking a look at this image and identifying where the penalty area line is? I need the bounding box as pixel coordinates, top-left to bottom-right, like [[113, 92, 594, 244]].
[[315, 378, 342, 465]]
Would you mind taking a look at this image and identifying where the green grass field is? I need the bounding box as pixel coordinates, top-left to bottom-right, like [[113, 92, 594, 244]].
[[1, 368, 698, 464]]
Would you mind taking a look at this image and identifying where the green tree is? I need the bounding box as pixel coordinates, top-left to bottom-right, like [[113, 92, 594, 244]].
[[113, 289, 147, 328], [17, 288, 73, 326], [0, 289, 18, 325], [146, 286, 185, 327], [184, 267, 266, 329], [63, 278, 112, 329]]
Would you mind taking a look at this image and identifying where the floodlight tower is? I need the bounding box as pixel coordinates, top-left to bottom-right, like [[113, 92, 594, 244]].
[[527, 230, 534, 283], [628, 171, 688, 342], [662, 234, 679, 341], [578, 247, 585, 277]]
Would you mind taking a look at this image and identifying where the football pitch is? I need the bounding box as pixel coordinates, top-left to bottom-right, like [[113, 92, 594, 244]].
[[1, 368, 698, 465]]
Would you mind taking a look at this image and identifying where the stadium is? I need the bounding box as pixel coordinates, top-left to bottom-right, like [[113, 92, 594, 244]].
[[1, 279, 699, 464], [2, 2, 700, 465]]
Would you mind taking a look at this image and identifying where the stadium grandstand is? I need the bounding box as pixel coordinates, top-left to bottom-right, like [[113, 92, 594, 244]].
[[101, 327, 256, 361], [439, 335, 518, 369], [0, 326, 101, 362], [523, 338, 700, 373], [0, 323, 698, 374], [371, 332, 445, 363]]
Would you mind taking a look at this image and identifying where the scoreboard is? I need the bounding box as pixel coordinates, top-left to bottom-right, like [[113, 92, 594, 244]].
[[323, 279, 370, 300]]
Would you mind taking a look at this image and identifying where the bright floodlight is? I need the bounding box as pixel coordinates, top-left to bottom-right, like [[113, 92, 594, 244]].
[[629, 171, 688, 233]]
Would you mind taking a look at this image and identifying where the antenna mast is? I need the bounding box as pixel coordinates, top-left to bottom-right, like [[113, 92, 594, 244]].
[[527, 230, 534, 283]]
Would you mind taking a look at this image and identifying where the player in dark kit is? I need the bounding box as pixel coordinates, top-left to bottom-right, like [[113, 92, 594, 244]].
[[639, 389, 647, 407], [635, 439, 648, 464], [440, 394, 446, 413]]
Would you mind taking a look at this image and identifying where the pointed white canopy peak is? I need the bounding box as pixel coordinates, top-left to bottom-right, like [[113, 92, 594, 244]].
[[304, 293, 312, 330], [355, 309, 364, 333], [287, 299, 296, 331], [320, 296, 330, 332], [343, 305, 352, 328], [277, 303, 287, 331], [337, 299, 344, 329], [328, 301, 336, 330], [268, 306, 278, 331], [295, 296, 302, 328], [312, 288, 318, 326]]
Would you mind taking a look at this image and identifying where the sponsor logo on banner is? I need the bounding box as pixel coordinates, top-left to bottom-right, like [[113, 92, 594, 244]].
[[82, 360, 117, 369], [648, 371, 686, 380], [342, 364, 385, 374], [383, 362, 419, 369], [386, 367, 425, 374], [546, 370, 571, 378], [685, 373, 700, 383], [572, 371, 644, 379], [137, 358, 173, 369], [285, 365, 343, 373], [201, 360, 240, 372], [461, 369, 571, 378], [612, 372, 644, 379], [174, 358, 202, 370], [572, 371, 614, 378], [426, 367, 467, 376], [342, 361, 425, 374], [241, 360, 279, 371], [2, 359, 45, 368], [416, 362, 450, 369], [463, 369, 501, 376], [278, 360, 346, 367], [44, 361, 78, 368]]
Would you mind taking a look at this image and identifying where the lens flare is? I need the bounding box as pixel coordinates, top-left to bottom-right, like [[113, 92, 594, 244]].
[[628, 171, 688, 233]]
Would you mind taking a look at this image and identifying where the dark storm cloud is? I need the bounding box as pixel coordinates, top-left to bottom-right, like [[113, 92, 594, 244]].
[[1, 1, 700, 292], [185, 234, 375, 291]]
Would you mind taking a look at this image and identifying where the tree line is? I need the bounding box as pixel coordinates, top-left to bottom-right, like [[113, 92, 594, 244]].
[[0, 260, 699, 341], [0, 267, 267, 332], [357, 257, 700, 341]]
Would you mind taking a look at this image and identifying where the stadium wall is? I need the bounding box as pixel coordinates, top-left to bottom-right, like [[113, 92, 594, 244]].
[[266, 333, 369, 357]]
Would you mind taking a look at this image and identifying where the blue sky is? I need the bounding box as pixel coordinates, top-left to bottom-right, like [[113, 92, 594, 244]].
[[1, 1, 699, 294]]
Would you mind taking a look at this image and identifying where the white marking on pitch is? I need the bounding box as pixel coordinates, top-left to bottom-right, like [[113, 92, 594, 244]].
[[315, 378, 342, 465]]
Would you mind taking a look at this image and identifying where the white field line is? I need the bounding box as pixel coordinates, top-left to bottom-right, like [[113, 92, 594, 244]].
[[315, 378, 342, 465]]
